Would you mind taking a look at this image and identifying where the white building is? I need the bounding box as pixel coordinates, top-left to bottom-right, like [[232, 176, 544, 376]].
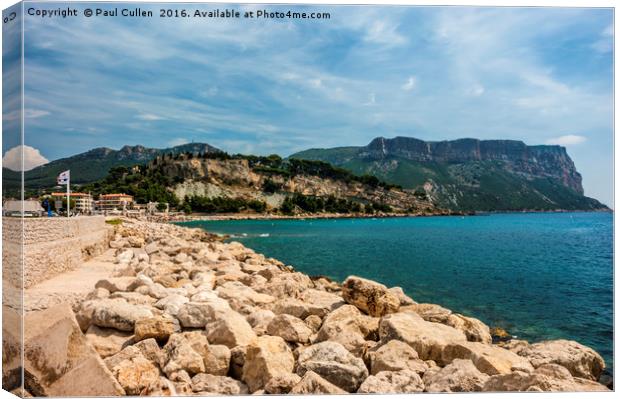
[[3, 200, 45, 217], [51, 192, 94, 214]]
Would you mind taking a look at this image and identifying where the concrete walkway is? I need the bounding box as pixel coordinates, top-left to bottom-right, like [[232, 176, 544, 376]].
[[24, 249, 117, 312]]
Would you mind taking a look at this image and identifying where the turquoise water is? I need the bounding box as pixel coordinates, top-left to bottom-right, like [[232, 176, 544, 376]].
[[179, 212, 614, 371]]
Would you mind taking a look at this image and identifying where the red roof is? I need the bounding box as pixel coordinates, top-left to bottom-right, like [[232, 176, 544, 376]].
[[51, 192, 91, 197], [99, 194, 133, 199]]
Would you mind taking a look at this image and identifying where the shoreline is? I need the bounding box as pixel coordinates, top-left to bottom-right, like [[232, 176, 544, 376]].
[[165, 208, 610, 223], [13, 218, 612, 395]]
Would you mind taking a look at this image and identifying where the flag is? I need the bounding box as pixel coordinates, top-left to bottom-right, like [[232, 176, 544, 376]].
[[57, 170, 70, 185]]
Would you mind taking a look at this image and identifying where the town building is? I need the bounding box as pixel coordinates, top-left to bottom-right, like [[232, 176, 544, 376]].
[[2, 200, 45, 217], [96, 193, 134, 212], [51, 192, 94, 214]]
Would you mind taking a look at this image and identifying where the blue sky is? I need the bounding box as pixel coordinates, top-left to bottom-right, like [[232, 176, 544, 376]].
[[3, 3, 614, 205]]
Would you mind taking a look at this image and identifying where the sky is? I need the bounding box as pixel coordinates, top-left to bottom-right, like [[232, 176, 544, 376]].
[[1, 3, 614, 205]]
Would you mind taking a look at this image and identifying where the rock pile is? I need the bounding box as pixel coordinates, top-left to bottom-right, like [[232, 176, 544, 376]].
[[17, 219, 610, 395]]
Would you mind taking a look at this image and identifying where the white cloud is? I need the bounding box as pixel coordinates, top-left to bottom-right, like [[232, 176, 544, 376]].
[[309, 78, 322, 88], [592, 24, 613, 53], [402, 76, 417, 91], [363, 92, 377, 106], [364, 21, 406, 46], [137, 113, 165, 121], [168, 138, 189, 147], [201, 87, 219, 97], [545, 135, 587, 146], [468, 84, 485, 96], [25, 109, 51, 119], [2, 145, 49, 172], [3, 109, 50, 121]]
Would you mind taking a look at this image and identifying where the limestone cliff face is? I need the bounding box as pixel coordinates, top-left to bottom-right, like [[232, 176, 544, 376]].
[[362, 137, 583, 194], [290, 136, 606, 211], [153, 157, 434, 212]]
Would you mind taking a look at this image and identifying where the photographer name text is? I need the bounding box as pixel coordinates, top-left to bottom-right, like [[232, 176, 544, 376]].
[[26, 7, 330, 20]]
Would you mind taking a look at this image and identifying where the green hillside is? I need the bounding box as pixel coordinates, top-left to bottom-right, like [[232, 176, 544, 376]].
[[290, 140, 608, 212], [2, 143, 219, 196]]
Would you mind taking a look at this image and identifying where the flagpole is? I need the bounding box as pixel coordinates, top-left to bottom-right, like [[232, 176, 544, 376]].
[[67, 172, 70, 218]]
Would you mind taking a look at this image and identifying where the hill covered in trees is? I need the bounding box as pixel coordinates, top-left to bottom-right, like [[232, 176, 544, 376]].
[[291, 136, 608, 212], [81, 151, 438, 215]]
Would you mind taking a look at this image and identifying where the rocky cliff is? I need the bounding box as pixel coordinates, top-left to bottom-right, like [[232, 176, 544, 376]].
[[361, 137, 584, 194], [291, 136, 607, 212], [151, 156, 436, 214]]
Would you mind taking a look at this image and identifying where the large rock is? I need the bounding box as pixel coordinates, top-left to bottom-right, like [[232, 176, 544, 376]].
[[192, 271, 216, 289], [135, 283, 170, 300], [357, 369, 424, 393], [242, 335, 295, 392], [216, 281, 275, 312], [134, 315, 180, 342], [482, 363, 609, 392], [403, 303, 452, 323], [296, 341, 369, 392], [388, 287, 416, 306], [144, 241, 159, 255], [191, 373, 249, 395], [342, 276, 400, 317], [298, 289, 346, 315], [2, 307, 22, 392], [315, 304, 373, 357], [91, 299, 154, 331], [367, 340, 427, 375], [264, 373, 302, 394], [266, 314, 313, 343], [23, 304, 125, 396], [177, 299, 231, 328], [423, 358, 489, 392], [189, 289, 219, 303], [258, 272, 313, 298], [272, 298, 326, 319], [106, 352, 161, 395], [116, 249, 134, 264], [138, 376, 178, 396], [105, 340, 164, 371], [109, 292, 157, 306], [271, 289, 344, 319], [154, 295, 189, 317], [134, 338, 166, 369], [442, 342, 533, 375], [246, 309, 275, 335], [378, 312, 466, 363], [206, 310, 257, 348], [516, 340, 605, 381], [204, 344, 231, 376], [305, 315, 323, 332], [162, 332, 207, 376], [289, 371, 347, 394], [497, 339, 530, 354], [74, 300, 99, 332], [446, 314, 492, 344], [85, 325, 133, 358]]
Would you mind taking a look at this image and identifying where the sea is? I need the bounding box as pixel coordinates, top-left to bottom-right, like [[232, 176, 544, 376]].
[[179, 212, 614, 371]]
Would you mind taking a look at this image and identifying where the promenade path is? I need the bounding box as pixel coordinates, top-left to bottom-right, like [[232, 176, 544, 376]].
[[24, 249, 117, 312]]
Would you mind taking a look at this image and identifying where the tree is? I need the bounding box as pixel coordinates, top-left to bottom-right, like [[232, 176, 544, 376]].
[[280, 197, 295, 214], [262, 179, 281, 193]]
